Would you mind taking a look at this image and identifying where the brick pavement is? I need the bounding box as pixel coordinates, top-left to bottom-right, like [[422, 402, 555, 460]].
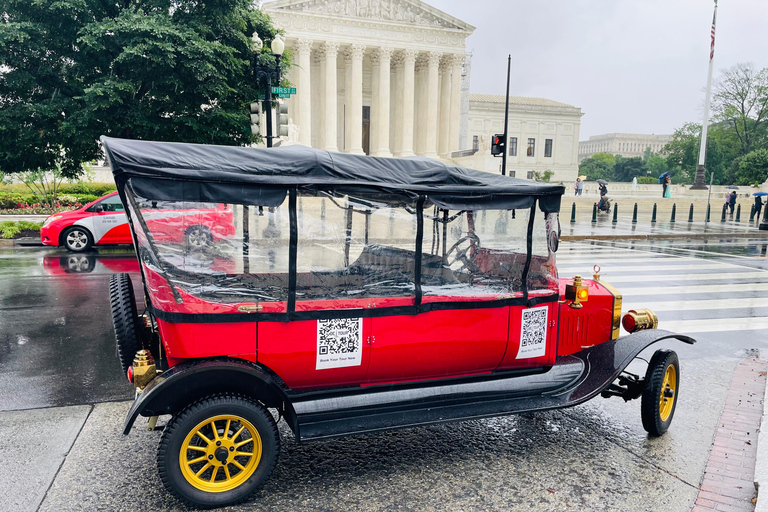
[[693, 356, 767, 512]]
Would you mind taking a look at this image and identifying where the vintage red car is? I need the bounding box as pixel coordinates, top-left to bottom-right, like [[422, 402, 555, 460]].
[[102, 137, 695, 509], [40, 191, 235, 252]]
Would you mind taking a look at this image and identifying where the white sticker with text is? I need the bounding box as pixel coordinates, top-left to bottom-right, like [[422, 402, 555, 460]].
[[517, 306, 548, 359], [316, 318, 363, 370]]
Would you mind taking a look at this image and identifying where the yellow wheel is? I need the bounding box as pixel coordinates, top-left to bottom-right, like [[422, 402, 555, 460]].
[[158, 395, 279, 508], [641, 350, 680, 437]]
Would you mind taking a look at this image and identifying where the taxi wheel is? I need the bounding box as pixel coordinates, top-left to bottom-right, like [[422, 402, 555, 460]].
[[641, 350, 679, 437], [157, 395, 280, 509], [185, 225, 212, 250], [62, 226, 93, 252], [109, 273, 144, 375]]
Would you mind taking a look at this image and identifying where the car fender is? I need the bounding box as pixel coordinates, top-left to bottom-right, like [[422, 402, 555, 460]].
[[122, 358, 297, 436], [567, 328, 695, 403]]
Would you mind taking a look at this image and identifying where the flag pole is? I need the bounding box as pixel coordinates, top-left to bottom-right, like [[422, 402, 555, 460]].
[[691, 0, 718, 190], [501, 54, 511, 176]]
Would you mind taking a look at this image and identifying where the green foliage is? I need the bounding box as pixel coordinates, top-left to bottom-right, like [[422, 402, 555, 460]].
[[59, 182, 116, 196], [579, 152, 616, 181], [531, 170, 553, 182], [613, 156, 647, 182], [636, 176, 657, 184], [712, 63, 768, 156], [734, 149, 768, 185], [0, 0, 286, 176], [0, 220, 43, 239], [75, 194, 100, 205]]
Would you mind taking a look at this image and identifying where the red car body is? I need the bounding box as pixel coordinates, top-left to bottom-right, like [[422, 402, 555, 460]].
[[40, 191, 235, 251]]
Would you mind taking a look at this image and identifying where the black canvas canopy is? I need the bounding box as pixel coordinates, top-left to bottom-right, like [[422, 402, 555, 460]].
[[101, 137, 564, 213]]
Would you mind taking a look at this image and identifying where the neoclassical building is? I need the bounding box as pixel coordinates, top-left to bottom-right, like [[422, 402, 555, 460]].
[[264, 0, 473, 158], [578, 133, 672, 162]]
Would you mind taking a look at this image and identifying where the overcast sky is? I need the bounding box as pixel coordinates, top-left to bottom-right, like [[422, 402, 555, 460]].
[[429, 0, 768, 140]]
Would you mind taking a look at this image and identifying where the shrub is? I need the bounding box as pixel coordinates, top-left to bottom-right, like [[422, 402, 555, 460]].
[[60, 182, 116, 196], [0, 192, 26, 209], [636, 176, 657, 184], [76, 194, 100, 205], [0, 220, 43, 239]]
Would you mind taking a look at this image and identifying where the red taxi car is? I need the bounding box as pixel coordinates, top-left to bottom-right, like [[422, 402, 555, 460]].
[[41, 191, 235, 252], [102, 137, 695, 509]]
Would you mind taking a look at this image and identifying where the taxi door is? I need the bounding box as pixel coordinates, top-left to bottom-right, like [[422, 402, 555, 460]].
[[88, 194, 131, 244]]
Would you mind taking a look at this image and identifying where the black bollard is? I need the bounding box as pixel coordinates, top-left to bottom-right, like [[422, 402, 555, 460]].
[[612, 203, 618, 223], [591, 203, 597, 223], [632, 203, 638, 223], [670, 203, 676, 223], [736, 204, 741, 222], [570, 202, 576, 223], [760, 203, 768, 230], [706, 204, 711, 223], [721, 203, 727, 222], [651, 203, 657, 223], [688, 204, 694, 223], [750, 204, 756, 222]]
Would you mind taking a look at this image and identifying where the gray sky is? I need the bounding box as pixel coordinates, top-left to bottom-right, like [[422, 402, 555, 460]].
[[429, 0, 768, 140]]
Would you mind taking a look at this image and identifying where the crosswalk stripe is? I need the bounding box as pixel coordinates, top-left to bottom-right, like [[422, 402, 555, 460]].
[[559, 263, 746, 273], [613, 283, 768, 296], [581, 271, 767, 283], [662, 317, 768, 334], [622, 298, 768, 312]]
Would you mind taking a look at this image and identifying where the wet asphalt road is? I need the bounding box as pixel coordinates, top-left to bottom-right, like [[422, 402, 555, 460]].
[[1, 240, 768, 511]]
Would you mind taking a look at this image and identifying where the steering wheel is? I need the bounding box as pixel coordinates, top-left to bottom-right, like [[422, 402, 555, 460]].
[[445, 234, 481, 272]]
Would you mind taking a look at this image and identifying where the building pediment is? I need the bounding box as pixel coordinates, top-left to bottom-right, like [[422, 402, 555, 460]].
[[263, 0, 475, 33]]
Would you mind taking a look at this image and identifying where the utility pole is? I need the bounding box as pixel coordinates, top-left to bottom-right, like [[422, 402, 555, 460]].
[[691, 0, 718, 190], [501, 55, 511, 176]]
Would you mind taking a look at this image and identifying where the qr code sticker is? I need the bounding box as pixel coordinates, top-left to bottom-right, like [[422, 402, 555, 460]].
[[517, 306, 548, 359], [316, 318, 363, 370]]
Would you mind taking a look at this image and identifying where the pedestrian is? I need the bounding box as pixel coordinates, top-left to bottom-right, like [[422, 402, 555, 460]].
[[728, 190, 737, 215], [755, 195, 764, 221], [663, 175, 672, 198], [577, 178, 584, 196], [574, 177, 581, 196], [661, 173, 668, 197], [599, 183, 608, 197]]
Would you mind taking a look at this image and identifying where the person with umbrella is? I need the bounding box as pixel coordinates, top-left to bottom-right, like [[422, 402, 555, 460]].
[[597, 178, 608, 197], [754, 192, 766, 221], [728, 190, 737, 215], [660, 172, 670, 198]]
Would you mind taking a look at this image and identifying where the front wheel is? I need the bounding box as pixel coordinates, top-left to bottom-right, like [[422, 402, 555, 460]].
[[641, 349, 679, 437], [157, 395, 280, 509], [62, 226, 93, 252]]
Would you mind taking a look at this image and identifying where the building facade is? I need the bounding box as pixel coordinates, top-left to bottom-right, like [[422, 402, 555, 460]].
[[578, 133, 672, 162], [263, 0, 474, 158], [453, 94, 583, 183]]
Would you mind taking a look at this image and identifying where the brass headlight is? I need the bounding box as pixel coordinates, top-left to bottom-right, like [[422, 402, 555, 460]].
[[622, 309, 658, 333]]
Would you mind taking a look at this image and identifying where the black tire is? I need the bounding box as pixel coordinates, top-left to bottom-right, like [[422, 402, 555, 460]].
[[157, 395, 280, 509], [62, 226, 93, 252], [641, 349, 680, 437], [185, 225, 213, 250], [109, 273, 144, 375]]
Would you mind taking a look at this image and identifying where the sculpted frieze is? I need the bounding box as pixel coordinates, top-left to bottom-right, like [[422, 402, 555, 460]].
[[276, 0, 466, 30]]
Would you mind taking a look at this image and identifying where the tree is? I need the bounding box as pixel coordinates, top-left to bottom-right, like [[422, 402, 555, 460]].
[[613, 155, 647, 182], [712, 63, 768, 156], [0, 0, 285, 177], [735, 149, 768, 186], [578, 152, 615, 181]]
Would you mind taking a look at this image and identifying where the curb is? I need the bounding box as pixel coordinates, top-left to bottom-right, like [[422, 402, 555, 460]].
[[561, 232, 768, 242], [755, 366, 768, 512]]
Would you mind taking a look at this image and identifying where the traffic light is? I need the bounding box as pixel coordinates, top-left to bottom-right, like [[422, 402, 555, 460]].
[[250, 101, 263, 137], [490, 134, 505, 156], [278, 102, 289, 137]]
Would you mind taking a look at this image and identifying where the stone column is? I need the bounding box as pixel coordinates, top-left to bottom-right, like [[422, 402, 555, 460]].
[[295, 39, 313, 147], [344, 43, 366, 155], [414, 53, 429, 155], [448, 54, 464, 153], [370, 47, 393, 158], [390, 52, 404, 157], [438, 55, 453, 157], [423, 51, 441, 159], [322, 41, 340, 152], [399, 49, 418, 158]]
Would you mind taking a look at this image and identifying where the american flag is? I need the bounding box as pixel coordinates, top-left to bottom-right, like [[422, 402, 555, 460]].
[[710, 1, 718, 61]]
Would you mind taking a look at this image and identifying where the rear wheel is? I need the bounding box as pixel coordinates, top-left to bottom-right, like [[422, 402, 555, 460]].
[[109, 273, 144, 375], [185, 225, 212, 250], [62, 226, 93, 252], [641, 349, 679, 437], [157, 395, 280, 509]]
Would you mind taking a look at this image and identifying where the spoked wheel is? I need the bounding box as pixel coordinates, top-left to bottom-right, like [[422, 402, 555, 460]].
[[158, 395, 280, 509], [109, 273, 144, 375], [641, 349, 679, 437], [185, 225, 213, 250], [63, 226, 93, 252]]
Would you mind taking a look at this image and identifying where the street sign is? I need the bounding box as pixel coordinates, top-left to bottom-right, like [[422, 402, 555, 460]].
[[271, 87, 296, 95]]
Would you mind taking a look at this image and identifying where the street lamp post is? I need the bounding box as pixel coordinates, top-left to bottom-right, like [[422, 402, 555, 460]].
[[252, 33, 285, 148]]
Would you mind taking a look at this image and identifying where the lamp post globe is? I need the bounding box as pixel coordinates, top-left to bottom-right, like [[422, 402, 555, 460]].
[[271, 35, 285, 56], [251, 32, 263, 51]]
